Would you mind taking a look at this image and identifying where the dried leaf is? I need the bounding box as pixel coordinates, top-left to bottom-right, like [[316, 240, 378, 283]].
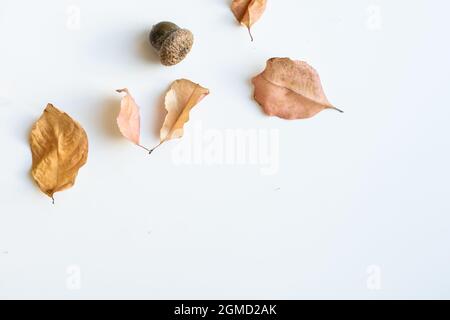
[[116, 88, 141, 145], [231, 0, 267, 41], [151, 79, 209, 153], [30, 104, 88, 201], [252, 57, 343, 120]]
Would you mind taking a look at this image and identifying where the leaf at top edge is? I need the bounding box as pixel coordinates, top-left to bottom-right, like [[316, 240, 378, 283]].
[[231, 0, 267, 41]]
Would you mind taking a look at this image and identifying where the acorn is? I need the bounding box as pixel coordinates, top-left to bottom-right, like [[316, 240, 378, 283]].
[[149, 21, 194, 66]]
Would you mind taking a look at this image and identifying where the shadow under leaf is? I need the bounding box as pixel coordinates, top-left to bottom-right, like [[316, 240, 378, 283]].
[[100, 96, 122, 139]]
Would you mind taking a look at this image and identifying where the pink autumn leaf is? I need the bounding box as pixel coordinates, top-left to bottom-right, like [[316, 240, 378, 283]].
[[252, 58, 343, 120], [116, 88, 141, 145]]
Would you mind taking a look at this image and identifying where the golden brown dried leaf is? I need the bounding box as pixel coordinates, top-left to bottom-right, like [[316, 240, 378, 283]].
[[231, 0, 267, 41], [252, 58, 343, 119], [30, 104, 88, 200], [151, 79, 209, 153]]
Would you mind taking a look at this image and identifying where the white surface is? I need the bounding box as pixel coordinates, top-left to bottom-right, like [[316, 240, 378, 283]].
[[0, 0, 449, 299]]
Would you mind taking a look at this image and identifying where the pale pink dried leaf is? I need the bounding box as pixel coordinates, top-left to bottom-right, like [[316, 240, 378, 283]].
[[252, 58, 342, 120], [116, 88, 141, 145]]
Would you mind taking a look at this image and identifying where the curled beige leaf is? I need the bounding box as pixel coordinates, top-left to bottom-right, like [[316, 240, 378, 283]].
[[116, 88, 141, 145], [30, 104, 88, 201], [231, 0, 267, 41], [151, 79, 209, 153], [252, 57, 343, 120]]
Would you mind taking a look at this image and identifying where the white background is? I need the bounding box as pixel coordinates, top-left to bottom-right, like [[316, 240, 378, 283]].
[[0, 0, 449, 299]]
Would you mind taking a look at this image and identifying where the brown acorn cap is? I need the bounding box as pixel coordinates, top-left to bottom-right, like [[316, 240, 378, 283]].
[[159, 29, 194, 66]]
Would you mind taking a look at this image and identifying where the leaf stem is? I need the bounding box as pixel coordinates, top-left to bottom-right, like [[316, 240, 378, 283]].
[[329, 106, 344, 113], [247, 27, 254, 42], [137, 144, 151, 153], [149, 141, 164, 155]]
